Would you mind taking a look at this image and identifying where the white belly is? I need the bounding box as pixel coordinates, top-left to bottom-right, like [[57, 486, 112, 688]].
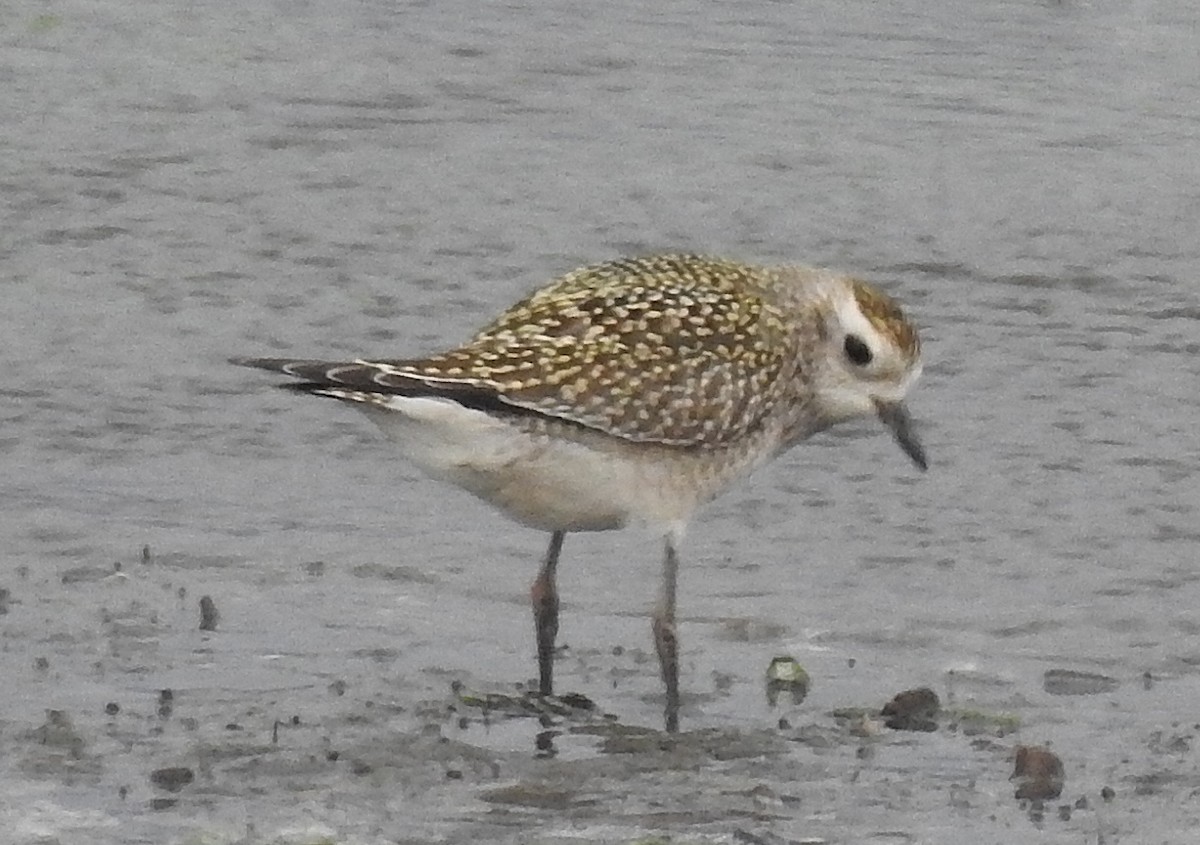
[[357, 396, 727, 532]]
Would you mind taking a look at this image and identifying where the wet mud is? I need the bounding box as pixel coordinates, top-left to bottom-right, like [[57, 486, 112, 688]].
[[3, 546, 1196, 844]]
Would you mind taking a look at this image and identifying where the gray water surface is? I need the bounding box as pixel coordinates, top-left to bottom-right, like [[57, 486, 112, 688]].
[[3, 0, 1200, 842]]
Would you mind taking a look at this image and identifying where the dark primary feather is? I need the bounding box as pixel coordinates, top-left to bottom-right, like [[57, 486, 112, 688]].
[[230, 356, 529, 418]]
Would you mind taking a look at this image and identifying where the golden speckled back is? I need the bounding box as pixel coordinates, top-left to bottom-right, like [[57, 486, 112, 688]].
[[374, 255, 802, 446]]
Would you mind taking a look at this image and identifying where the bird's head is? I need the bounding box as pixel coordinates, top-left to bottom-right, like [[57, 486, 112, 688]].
[[812, 278, 927, 470]]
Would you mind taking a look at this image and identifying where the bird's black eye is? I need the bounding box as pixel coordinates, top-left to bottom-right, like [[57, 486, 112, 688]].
[[844, 334, 873, 366]]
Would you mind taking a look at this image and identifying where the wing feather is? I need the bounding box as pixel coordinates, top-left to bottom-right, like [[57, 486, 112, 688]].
[[234, 256, 804, 447]]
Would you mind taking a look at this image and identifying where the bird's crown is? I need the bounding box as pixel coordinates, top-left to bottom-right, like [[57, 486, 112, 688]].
[[849, 279, 920, 365]]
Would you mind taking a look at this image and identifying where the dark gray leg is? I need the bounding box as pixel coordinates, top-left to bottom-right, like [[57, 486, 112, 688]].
[[531, 530, 565, 696], [651, 534, 681, 732]]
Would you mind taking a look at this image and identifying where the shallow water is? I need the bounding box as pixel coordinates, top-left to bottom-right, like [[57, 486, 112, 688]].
[[3, 0, 1200, 842]]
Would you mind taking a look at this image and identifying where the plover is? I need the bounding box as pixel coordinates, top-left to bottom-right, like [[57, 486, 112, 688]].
[[234, 254, 926, 732]]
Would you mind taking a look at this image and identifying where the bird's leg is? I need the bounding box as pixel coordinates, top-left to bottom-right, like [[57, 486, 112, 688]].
[[530, 530, 565, 697], [651, 532, 681, 733]]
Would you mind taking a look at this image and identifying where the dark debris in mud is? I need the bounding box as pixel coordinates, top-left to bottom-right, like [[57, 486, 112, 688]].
[[452, 682, 607, 722], [1043, 668, 1120, 696], [1011, 744, 1065, 800], [881, 685, 940, 731], [149, 765, 195, 793]]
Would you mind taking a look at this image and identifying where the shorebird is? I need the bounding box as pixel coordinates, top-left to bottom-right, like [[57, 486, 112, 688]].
[[234, 254, 926, 732]]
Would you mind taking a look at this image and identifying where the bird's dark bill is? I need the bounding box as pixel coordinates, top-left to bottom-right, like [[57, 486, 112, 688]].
[[875, 400, 928, 471]]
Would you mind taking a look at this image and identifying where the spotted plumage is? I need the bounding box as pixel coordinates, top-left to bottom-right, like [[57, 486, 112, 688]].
[[234, 253, 927, 732]]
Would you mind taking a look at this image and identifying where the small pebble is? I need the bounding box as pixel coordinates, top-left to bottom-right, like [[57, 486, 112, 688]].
[[881, 687, 939, 731], [105, 702, 120, 716], [149, 766, 194, 793], [1011, 745, 1065, 800], [199, 595, 219, 631]]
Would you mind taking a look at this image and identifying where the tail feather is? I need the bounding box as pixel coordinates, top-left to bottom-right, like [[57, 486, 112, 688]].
[[230, 357, 357, 381], [232, 357, 417, 389]]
